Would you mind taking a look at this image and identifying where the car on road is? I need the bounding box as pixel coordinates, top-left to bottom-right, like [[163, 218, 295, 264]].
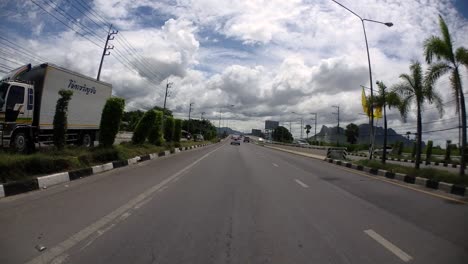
[[243, 137, 250, 143], [193, 134, 204, 142], [294, 139, 310, 146], [230, 138, 241, 145]]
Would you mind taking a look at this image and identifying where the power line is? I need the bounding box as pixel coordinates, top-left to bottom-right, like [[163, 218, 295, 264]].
[[70, 0, 166, 82], [30, 0, 103, 49], [0, 36, 49, 62], [29, 0, 163, 86], [44, 0, 105, 46], [0, 56, 23, 66]]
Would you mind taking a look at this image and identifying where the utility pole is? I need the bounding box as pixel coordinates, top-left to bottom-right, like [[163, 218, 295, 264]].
[[218, 109, 222, 135], [300, 118, 303, 139], [163, 79, 173, 117], [97, 24, 118, 81], [188, 101, 194, 133], [311, 113, 317, 143], [332, 105, 340, 146]]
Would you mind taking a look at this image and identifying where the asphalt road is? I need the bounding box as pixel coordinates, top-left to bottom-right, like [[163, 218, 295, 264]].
[[1, 140, 467, 264]]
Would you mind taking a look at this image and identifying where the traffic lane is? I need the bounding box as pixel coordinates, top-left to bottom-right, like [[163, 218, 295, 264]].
[[63, 142, 416, 264], [247, 143, 468, 263], [253, 144, 468, 251], [0, 143, 221, 264]]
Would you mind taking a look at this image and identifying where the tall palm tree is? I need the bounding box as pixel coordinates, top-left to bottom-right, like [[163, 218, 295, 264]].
[[392, 61, 443, 169], [424, 15, 468, 175], [305, 124, 312, 139], [375, 81, 402, 164]]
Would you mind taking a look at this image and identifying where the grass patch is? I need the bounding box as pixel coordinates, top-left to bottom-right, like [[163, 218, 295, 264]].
[[0, 140, 213, 184], [355, 159, 468, 186]]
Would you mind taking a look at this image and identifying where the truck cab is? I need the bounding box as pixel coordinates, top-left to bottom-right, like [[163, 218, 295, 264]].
[[0, 81, 35, 151]]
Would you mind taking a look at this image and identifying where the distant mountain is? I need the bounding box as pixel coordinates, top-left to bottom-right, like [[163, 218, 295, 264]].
[[216, 127, 242, 135], [315, 124, 420, 147]]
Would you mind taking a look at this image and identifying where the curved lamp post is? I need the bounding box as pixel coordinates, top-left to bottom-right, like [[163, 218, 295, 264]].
[[331, 0, 393, 159]]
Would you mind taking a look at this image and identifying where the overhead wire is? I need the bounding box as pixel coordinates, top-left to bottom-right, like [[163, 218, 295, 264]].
[[28, 0, 163, 88]]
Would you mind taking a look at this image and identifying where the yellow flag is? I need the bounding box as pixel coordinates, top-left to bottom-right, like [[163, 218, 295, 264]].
[[374, 106, 383, 119], [361, 87, 370, 116]]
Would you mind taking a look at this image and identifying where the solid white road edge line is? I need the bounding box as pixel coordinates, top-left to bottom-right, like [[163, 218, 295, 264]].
[[272, 163, 279, 167], [294, 179, 309, 188], [25, 144, 224, 264], [364, 229, 413, 262]]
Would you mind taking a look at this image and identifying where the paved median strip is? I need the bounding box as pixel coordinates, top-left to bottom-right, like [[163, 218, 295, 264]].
[[0, 143, 214, 199], [324, 157, 468, 199]]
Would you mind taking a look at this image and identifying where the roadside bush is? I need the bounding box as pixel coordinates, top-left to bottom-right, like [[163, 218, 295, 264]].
[[99, 97, 125, 147], [53, 90, 73, 150], [397, 142, 403, 156], [164, 116, 175, 142], [425, 140, 433, 163], [148, 111, 164, 146], [411, 142, 416, 158], [174, 119, 182, 142], [445, 140, 452, 162], [91, 147, 121, 162], [132, 110, 157, 144]]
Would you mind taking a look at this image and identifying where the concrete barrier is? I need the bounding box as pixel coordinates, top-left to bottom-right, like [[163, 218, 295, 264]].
[[439, 182, 453, 193], [92, 163, 114, 174], [395, 173, 406, 181], [415, 177, 428, 187], [37, 172, 70, 189]]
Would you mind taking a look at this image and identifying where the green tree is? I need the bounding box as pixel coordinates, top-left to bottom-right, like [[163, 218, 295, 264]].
[[132, 110, 157, 144], [121, 110, 144, 131], [164, 116, 175, 142], [99, 97, 125, 147], [152, 105, 173, 117], [424, 15, 468, 175], [445, 140, 452, 163], [173, 119, 182, 142], [374, 81, 402, 163], [425, 140, 433, 164], [148, 111, 164, 146], [304, 124, 312, 139], [53, 90, 73, 150], [345, 123, 359, 144], [272, 126, 293, 143], [393, 61, 443, 168]]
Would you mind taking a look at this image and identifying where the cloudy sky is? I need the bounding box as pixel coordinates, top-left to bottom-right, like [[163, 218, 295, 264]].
[[1, 0, 468, 146]]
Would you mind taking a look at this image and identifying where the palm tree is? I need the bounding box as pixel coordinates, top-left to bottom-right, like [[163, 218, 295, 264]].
[[424, 15, 468, 175], [305, 124, 312, 139], [375, 81, 402, 164], [392, 61, 443, 169]]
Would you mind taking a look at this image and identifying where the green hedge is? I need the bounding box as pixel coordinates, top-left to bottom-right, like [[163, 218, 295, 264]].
[[99, 97, 125, 147], [132, 110, 157, 144], [148, 111, 164, 146], [174, 119, 182, 142], [53, 90, 73, 150], [164, 116, 175, 142]]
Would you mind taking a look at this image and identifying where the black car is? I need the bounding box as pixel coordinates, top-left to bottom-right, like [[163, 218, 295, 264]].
[[243, 137, 250, 143]]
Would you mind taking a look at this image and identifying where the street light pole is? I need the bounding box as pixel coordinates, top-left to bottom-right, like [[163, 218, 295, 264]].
[[311, 113, 317, 142], [332, 105, 340, 146], [331, 0, 393, 158]]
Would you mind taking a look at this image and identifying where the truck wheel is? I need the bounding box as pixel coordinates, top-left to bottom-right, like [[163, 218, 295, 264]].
[[81, 133, 93, 147], [12, 132, 29, 153]]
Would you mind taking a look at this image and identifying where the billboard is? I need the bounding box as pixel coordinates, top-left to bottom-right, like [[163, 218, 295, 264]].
[[265, 120, 279, 130]]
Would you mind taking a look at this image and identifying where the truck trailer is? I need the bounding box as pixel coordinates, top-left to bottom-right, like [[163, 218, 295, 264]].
[[0, 63, 112, 152]]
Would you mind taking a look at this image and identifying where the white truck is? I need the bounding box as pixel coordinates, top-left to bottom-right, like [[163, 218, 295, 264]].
[[0, 63, 112, 152]]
